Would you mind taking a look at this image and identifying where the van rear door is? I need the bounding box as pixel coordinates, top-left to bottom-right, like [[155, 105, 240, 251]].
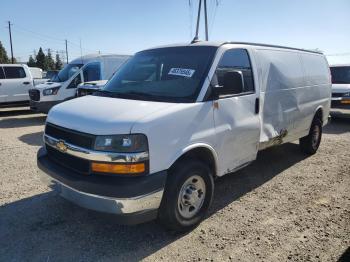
[[213, 48, 261, 173]]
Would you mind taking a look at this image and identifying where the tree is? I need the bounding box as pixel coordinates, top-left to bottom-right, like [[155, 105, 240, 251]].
[[36, 47, 46, 70], [27, 55, 36, 67], [46, 49, 55, 70], [55, 53, 63, 70], [0, 41, 10, 63]]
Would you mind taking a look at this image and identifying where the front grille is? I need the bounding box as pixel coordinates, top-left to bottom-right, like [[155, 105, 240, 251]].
[[29, 89, 40, 101], [332, 93, 344, 98], [45, 123, 95, 149], [46, 145, 90, 174]]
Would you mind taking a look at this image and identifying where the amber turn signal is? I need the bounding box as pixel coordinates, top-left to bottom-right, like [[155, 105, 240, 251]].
[[91, 162, 145, 174]]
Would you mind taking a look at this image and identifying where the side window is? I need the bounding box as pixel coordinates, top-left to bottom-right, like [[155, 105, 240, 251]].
[[0, 67, 5, 79], [3, 66, 27, 79], [67, 73, 82, 89], [83, 62, 101, 82], [215, 49, 254, 93]]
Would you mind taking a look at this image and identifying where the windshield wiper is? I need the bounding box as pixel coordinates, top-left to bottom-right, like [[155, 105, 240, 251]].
[[93, 90, 118, 97], [121, 91, 167, 101]]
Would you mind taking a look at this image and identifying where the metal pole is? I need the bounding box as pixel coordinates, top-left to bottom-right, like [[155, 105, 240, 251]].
[[204, 0, 208, 41], [65, 39, 69, 64], [193, 0, 202, 42], [8, 21, 14, 63]]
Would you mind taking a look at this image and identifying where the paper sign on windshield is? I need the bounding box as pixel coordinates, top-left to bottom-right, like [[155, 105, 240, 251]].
[[168, 68, 195, 78]]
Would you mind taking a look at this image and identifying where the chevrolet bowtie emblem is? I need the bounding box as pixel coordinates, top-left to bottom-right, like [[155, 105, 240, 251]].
[[56, 140, 68, 153]]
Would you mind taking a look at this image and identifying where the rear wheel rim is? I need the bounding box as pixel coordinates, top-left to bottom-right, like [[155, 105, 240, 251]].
[[177, 175, 206, 219], [311, 124, 320, 149]]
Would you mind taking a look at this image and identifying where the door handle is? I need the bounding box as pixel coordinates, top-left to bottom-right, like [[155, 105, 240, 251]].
[[23, 81, 30, 85], [255, 98, 260, 114]]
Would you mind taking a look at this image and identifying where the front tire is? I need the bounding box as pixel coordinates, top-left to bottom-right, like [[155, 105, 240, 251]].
[[299, 117, 322, 155], [158, 160, 214, 232]]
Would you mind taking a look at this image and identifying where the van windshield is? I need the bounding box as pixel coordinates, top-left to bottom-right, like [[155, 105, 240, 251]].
[[330, 66, 350, 84], [99, 46, 217, 103], [51, 63, 83, 82]]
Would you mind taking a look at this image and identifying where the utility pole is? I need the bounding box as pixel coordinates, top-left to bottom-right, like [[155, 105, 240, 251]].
[[193, 0, 202, 42], [204, 0, 209, 41], [7, 21, 14, 63], [65, 39, 69, 64]]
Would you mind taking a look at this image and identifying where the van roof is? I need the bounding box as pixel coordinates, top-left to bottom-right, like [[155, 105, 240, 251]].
[[145, 41, 323, 55], [69, 54, 131, 64], [330, 64, 350, 67]]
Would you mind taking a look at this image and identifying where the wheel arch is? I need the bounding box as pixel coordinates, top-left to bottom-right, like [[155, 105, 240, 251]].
[[306, 106, 324, 133], [168, 144, 219, 178], [314, 106, 324, 122]]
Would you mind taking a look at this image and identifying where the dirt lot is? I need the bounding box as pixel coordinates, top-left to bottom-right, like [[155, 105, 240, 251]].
[[0, 107, 349, 262]]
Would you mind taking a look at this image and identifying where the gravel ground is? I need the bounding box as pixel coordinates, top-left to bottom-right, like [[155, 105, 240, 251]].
[[0, 107, 349, 262]]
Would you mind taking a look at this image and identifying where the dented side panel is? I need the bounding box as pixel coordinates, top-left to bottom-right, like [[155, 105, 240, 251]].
[[255, 48, 331, 150]]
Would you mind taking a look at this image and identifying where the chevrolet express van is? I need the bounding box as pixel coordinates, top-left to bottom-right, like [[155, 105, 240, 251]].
[[29, 54, 130, 113], [37, 42, 331, 231]]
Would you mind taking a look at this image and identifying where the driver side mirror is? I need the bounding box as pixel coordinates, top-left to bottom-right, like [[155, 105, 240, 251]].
[[212, 71, 244, 97]]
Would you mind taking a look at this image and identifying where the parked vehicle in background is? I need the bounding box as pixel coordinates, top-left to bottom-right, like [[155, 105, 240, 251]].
[[76, 80, 107, 97], [330, 64, 350, 113], [37, 42, 331, 231], [29, 54, 130, 113], [0, 64, 35, 107], [29, 67, 50, 85], [43, 70, 59, 80], [29, 67, 43, 79]]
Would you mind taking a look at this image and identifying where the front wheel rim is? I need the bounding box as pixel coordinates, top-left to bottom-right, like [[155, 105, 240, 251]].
[[177, 175, 206, 219]]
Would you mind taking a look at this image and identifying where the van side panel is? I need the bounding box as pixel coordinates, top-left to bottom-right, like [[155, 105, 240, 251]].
[[256, 49, 305, 146], [101, 56, 129, 80], [299, 53, 331, 126], [255, 49, 331, 149]]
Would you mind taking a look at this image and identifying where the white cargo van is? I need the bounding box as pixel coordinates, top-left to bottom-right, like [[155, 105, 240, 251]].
[[29, 67, 50, 85], [29, 54, 130, 113], [37, 42, 331, 231], [0, 64, 35, 106], [330, 64, 350, 111]]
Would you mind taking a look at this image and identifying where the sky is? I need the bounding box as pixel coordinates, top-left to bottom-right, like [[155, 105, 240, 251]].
[[0, 0, 349, 65]]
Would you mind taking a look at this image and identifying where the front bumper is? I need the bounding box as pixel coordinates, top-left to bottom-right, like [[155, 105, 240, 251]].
[[37, 147, 167, 224], [331, 97, 350, 109], [30, 100, 61, 114]]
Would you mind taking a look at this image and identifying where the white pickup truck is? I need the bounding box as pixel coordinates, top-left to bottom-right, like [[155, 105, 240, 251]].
[[37, 42, 331, 231], [0, 64, 36, 107]]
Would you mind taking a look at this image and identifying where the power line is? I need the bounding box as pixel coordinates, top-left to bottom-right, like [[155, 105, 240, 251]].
[[8, 23, 104, 62], [12, 24, 65, 43], [208, 0, 219, 36]]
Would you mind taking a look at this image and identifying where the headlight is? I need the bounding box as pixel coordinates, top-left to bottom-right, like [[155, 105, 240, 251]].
[[94, 134, 148, 153], [43, 86, 61, 96]]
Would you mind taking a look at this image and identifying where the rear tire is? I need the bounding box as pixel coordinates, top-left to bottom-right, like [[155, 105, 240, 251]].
[[299, 117, 322, 155], [158, 160, 214, 232]]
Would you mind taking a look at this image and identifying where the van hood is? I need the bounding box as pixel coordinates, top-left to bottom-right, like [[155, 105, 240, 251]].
[[35, 82, 61, 90], [46, 95, 176, 135], [332, 83, 350, 93]]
